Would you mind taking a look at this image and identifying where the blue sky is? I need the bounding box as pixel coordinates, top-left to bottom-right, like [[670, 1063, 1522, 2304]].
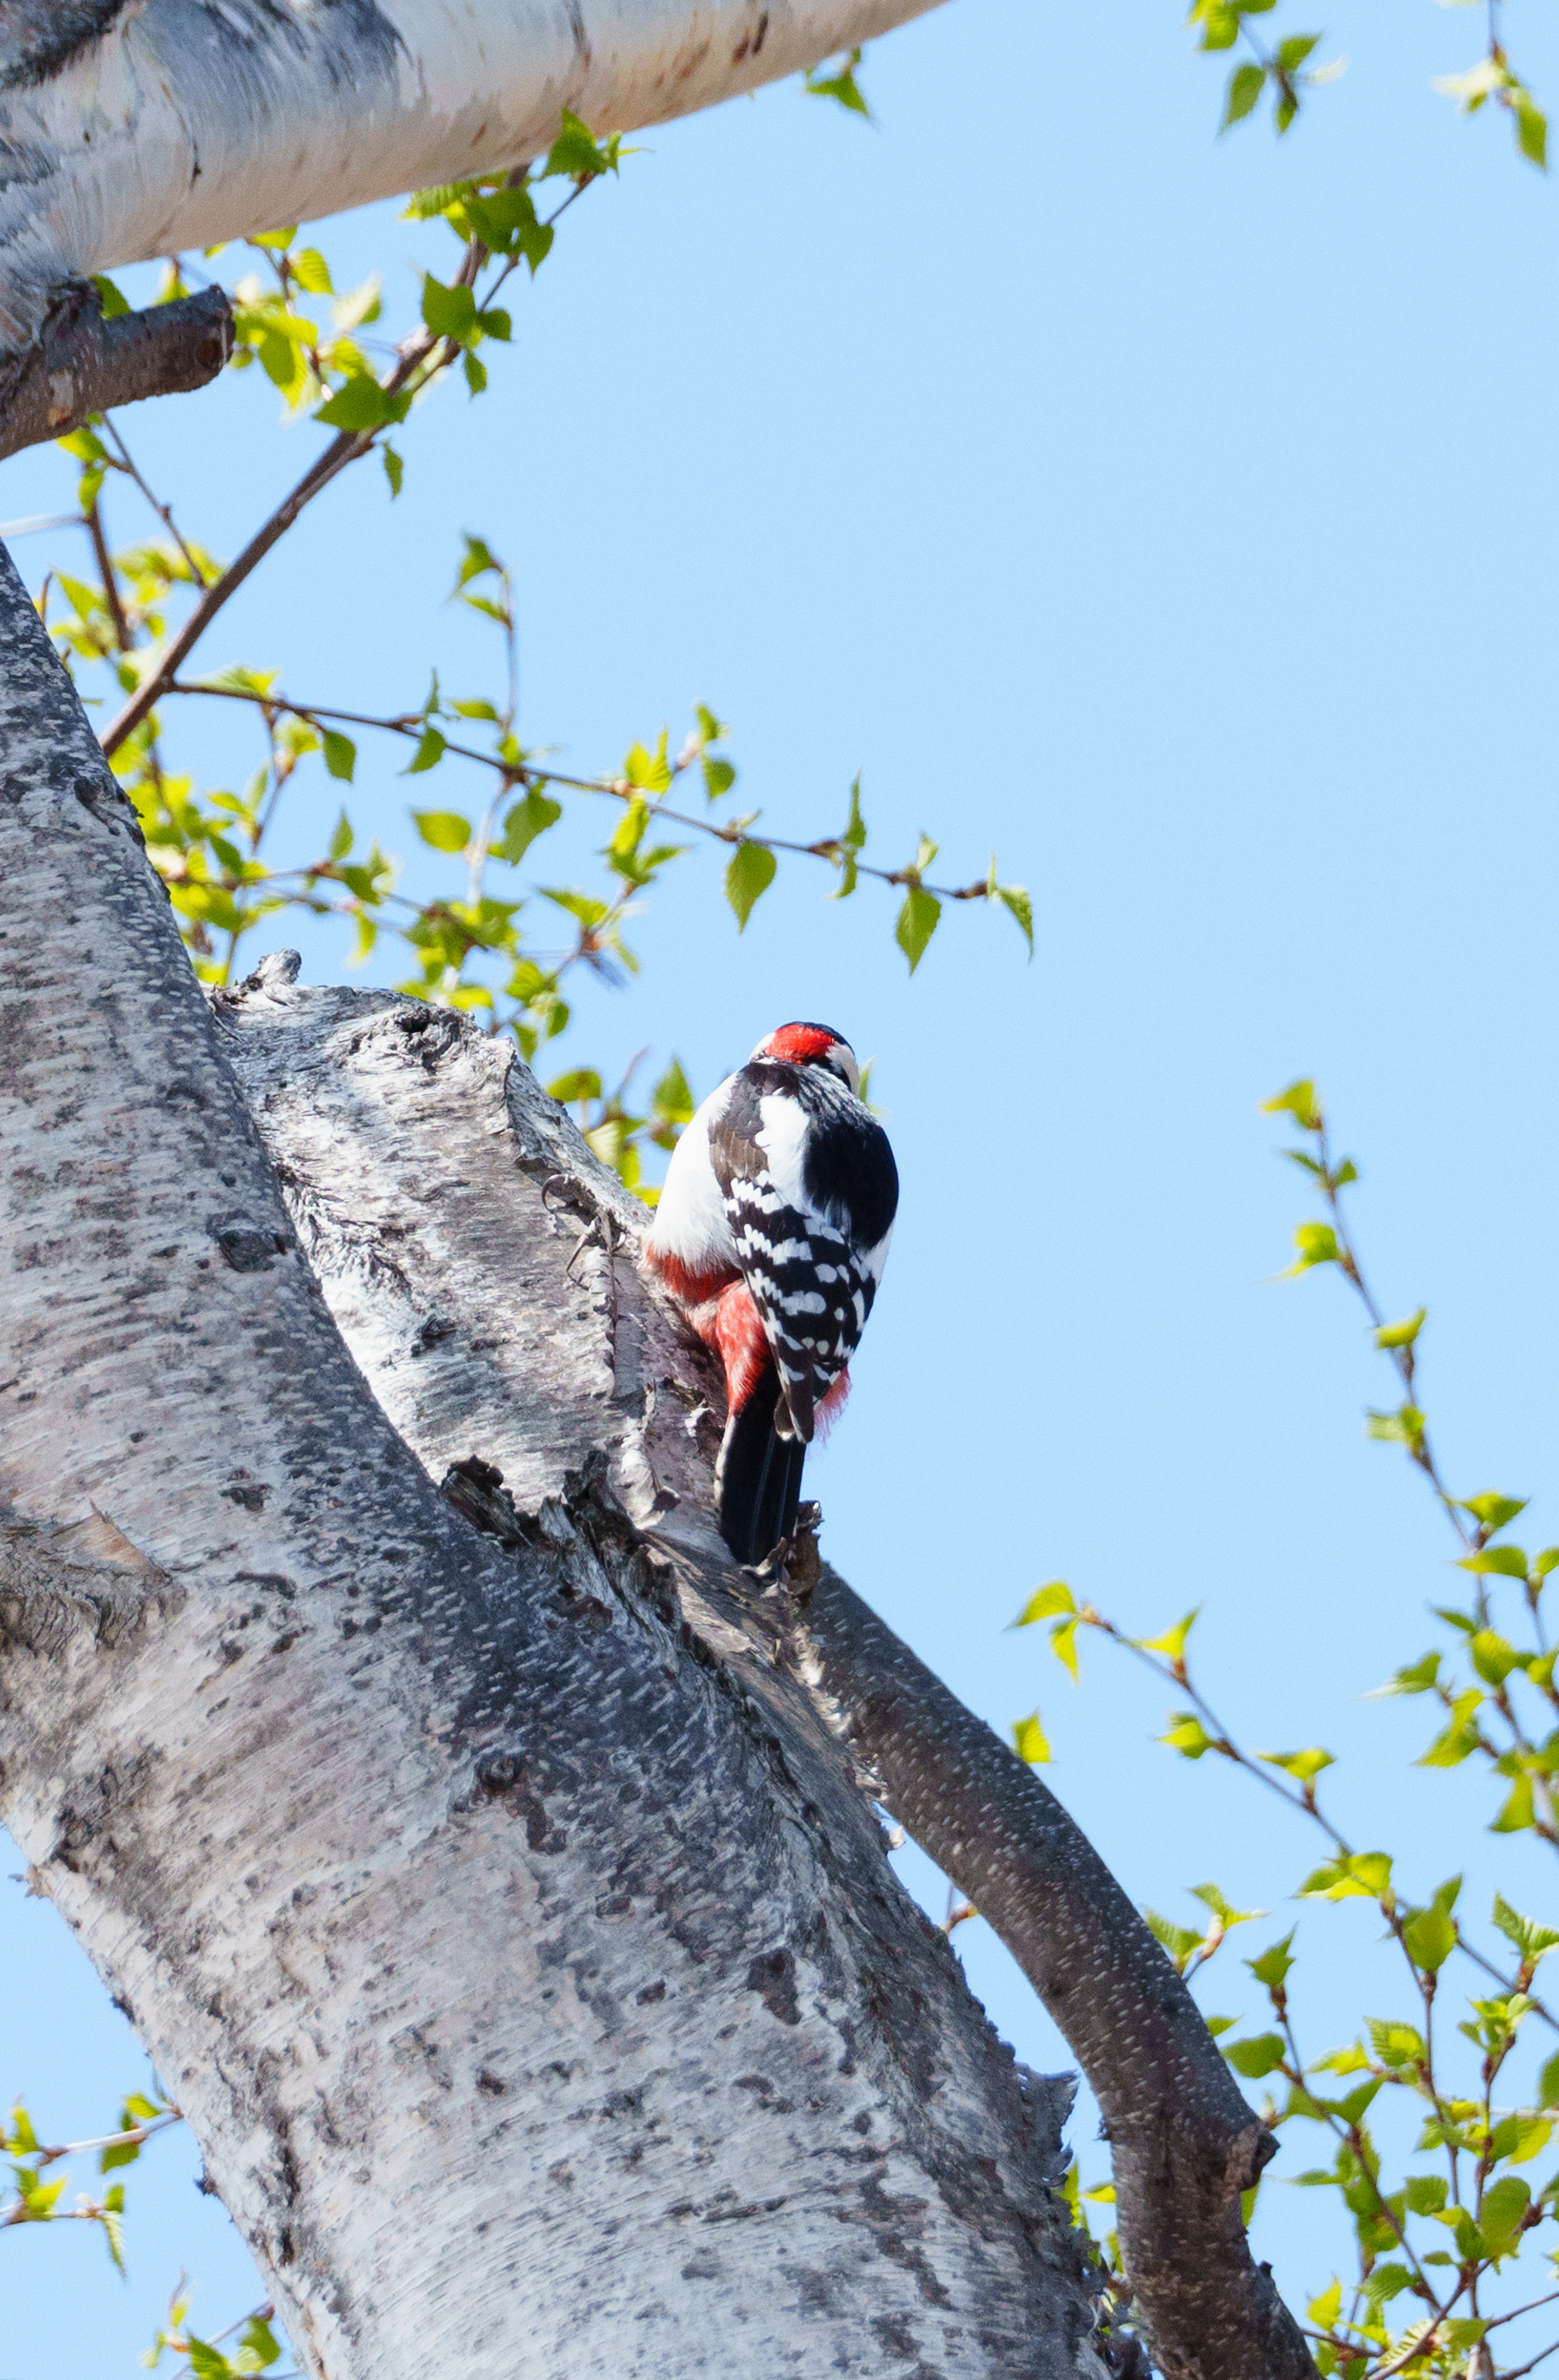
[[4, 0, 1559, 2363]]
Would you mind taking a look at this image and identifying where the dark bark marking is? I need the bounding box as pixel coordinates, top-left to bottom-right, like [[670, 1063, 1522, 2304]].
[[745, 1945, 801, 2026], [0, 1, 130, 90]]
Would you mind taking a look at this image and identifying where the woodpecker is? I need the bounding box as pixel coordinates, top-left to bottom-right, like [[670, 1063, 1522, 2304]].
[[644, 1021, 898, 1565]]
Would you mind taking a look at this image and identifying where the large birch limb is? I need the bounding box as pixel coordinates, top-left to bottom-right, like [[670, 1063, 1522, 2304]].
[[0, 543, 1106, 2376], [0, 0, 942, 360], [205, 961, 1315, 2380]]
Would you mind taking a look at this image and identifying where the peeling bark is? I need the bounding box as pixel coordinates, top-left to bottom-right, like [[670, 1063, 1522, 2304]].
[[205, 957, 1317, 2380], [0, 0, 945, 365], [0, 542, 1110, 2374]]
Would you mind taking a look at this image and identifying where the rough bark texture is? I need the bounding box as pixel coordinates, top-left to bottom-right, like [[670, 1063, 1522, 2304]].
[[0, 541, 1112, 2376], [204, 958, 1317, 2380], [0, 280, 232, 459], [0, 0, 944, 357]]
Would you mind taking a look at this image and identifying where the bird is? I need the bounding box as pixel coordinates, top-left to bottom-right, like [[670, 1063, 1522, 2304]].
[[644, 1021, 898, 1566]]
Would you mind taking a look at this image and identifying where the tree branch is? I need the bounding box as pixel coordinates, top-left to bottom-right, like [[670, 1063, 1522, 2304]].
[[0, 283, 231, 461], [1, 545, 1099, 2377], [792, 1574, 1319, 2380], [209, 965, 1316, 2380]]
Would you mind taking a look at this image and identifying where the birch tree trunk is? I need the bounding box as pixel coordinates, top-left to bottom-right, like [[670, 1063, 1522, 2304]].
[[0, 0, 942, 362], [0, 549, 1114, 2374]]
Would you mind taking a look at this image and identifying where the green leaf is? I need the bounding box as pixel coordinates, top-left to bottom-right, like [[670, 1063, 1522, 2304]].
[[1492, 1894, 1559, 1965], [382, 443, 405, 498], [1461, 1492, 1529, 1534], [495, 787, 562, 866], [462, 184, 550, 267], [1491, 1771, 1536, 1834], [1224, 2032, 1287, 2078], [1281, 1221, 1338, 1275], [1247, 1930, 1296, 1991], [1261, 1078, 1321, 1130], [1537, 2049, 1559, 2108], [1308, 2278, 1343, 2328], [1374, 1307, 1425, 1350], [405, 727, 447, 775], [1258, 1747, 1334, 1784], [1404, 2173, 1449, 2215], [1146, 1909, 1204, 1968], [314, 376, 410, 432], [651, 1058, 695, 1127], [186, 2340, 236, 2380], [462, 349, 488, 396], [996, 882, 1034, 953], [1402, 1905, 1456, 1973], [1460, 1544, 1529, 1578], [894, 884, 941, 973], [328, 808, 354, 862], [412, 809, 470, 852], [724, 839, 777, 930], [321, 729, 356, 783], [1378, 1651, 1440, 1697], [544, 109, 620, 181], [703, 756, 736, 799], [1276, 32, 1319, 69], [291, 246, 333, 295], [1490, 2112, 1552, 2165], [1011, 1711, 1050, 1765], [1479, 2173, 1531, 2256], [624, 732, 673, 794], [1516, 96, 1548, 170], [831, 774, 869, 897], [1138, 1610, 1199, 1663], [1470, 1628, 1524, 1685], [1367, 2017, 1426, 2069], [236, 2315, 283, 2369], [1011, 1580, 1075, 1628], [1222, 61, 1266, 127], [421, 275, 479, 345], [1298, 1851, 1393, 1902], [1160, 1711, 1217, 1759], [805, 45, 871, 114], [1366, 1402, 1425, 1449]]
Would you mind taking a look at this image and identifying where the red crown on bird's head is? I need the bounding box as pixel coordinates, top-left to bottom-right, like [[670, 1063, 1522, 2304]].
[[751, 1021, 859, 1093], [755, 1022, 846, 1066]]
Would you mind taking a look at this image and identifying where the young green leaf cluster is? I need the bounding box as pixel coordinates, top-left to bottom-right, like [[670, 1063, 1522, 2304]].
[[1008, 1084, 1559, 2376], [2, 2093, 179, 2276], [38, 113, 1028, 1202], [1185, 0, 1546, 168], [141, 2282, 287, 2378]]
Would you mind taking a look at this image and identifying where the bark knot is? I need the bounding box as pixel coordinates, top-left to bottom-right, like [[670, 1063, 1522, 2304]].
[[0, 1511, 179, 1654]]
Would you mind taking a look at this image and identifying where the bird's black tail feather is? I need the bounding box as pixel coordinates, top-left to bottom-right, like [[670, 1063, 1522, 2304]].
[[717, 1362, 806, 1566]]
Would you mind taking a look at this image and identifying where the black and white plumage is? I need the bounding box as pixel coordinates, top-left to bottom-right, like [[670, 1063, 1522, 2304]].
[[643, 1021, 898, 1565]]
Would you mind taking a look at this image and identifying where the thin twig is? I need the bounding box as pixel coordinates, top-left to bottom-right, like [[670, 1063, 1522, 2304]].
[[99, 416, 209, 589], [160, 680, 993, 903]]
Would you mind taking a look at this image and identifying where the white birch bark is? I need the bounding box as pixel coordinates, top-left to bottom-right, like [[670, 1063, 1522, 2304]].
[[0, 0, 943, 351], [0, 548, 1107, 2376]]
